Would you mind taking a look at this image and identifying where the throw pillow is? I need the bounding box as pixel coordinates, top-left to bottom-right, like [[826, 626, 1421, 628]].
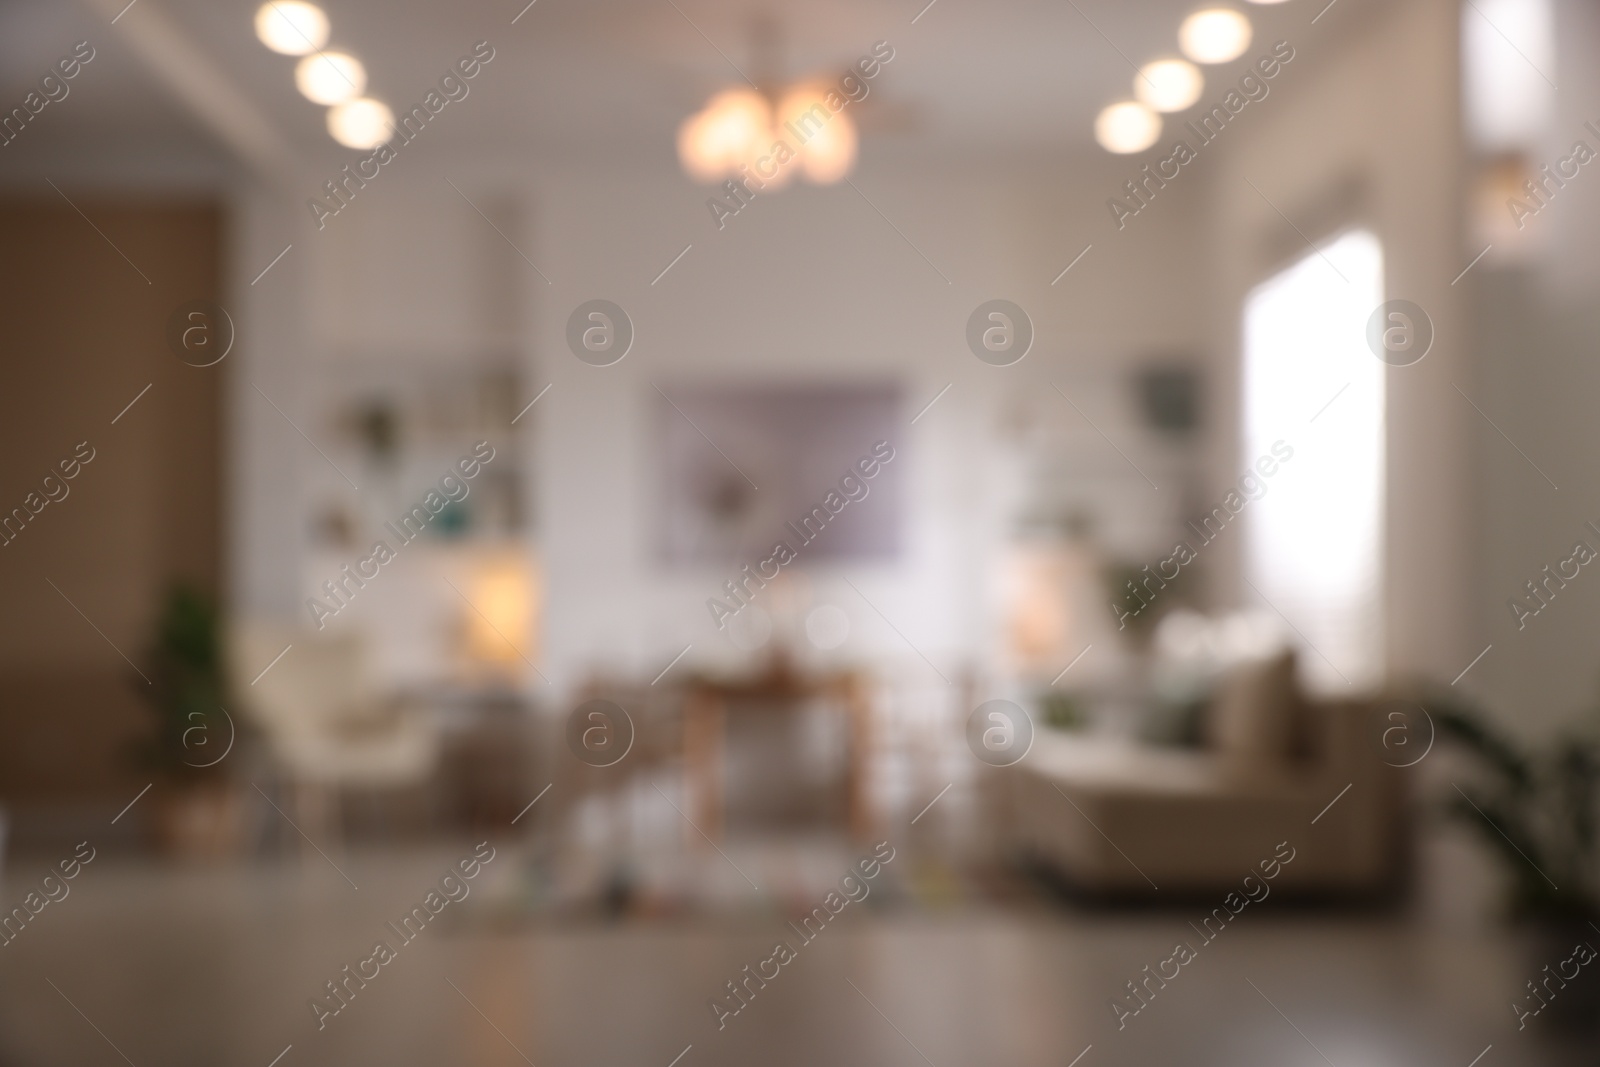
[[1206, 648, 1298, 766]]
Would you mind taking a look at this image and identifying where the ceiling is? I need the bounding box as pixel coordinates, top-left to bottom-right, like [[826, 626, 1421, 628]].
[[0, 0, 1339, 176]]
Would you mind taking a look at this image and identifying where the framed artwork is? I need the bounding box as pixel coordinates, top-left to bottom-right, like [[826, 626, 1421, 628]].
[[654, 383, 904, 565]]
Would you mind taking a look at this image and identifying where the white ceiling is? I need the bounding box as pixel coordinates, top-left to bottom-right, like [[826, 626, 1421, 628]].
[[0, 0, 1341, 176]]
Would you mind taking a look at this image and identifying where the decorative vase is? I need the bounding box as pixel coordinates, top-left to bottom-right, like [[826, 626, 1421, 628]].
[[151, 782, 241, 861]]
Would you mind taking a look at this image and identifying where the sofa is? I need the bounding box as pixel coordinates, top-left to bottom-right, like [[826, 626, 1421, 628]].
[[1010, 650, 1404, 896]]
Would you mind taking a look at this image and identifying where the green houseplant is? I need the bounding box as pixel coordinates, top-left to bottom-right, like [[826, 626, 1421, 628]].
[[1433, 695, 1600, 1029], [1435, 698, 1599, 921], [133, 584, 240, 856]]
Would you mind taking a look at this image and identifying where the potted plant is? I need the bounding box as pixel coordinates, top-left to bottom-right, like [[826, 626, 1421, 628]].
[[1433, 695, 1600, 1029], [133, 584, 241, 858]]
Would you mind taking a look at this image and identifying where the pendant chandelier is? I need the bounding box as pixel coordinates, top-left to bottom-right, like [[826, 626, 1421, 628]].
[[678, 83, 858, 188], [676, 19, 859, 188]]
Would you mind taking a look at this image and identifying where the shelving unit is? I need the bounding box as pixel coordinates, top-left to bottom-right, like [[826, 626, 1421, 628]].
[[296, 353, 539, 692]]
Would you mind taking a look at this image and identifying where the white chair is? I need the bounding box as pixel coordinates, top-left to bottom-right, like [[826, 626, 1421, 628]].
[[229, 622, 439, 847]]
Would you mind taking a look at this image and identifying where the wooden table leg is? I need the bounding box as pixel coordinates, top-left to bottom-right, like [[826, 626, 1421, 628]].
[[683, 688, 724, 847], [844, 674, 873, 842]]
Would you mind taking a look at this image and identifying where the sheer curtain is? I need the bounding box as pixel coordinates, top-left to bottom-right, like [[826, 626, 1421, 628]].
[[1242, 230, 1385, 693]]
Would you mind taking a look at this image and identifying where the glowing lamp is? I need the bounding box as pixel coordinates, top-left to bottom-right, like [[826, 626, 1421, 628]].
[[1135, 58, 1204, 113], [254, 1, 329, 56], [327, 98, 393, 149], [1180, 8, 1253, 64], [1095, 101, 1162, 154], [295, 51, 366, 105]]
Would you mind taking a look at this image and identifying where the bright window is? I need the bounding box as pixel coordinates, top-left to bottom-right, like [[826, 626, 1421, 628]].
[[1242, 230, 1385, 693], [1461, 0, 1554, 153]]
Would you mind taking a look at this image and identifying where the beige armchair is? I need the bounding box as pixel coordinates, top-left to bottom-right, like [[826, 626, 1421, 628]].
[[229, 623, 440, 844]]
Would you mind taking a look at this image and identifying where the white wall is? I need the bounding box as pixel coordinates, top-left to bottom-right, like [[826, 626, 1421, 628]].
[[229, 180, 316, 621], [527, 155, 1211, 694], [1464, 0, 1600, 733], [225, 148, 1212, 700]]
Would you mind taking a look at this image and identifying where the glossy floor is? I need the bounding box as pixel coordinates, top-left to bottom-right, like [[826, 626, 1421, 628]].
[[0, 843, 1590, 1067]]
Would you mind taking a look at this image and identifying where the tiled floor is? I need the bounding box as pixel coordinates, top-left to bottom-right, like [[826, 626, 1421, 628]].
[[0, 842, 1591, 1067]]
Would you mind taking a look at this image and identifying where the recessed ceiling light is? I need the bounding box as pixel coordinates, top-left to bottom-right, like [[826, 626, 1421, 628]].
[[295, 51, 366, 105], [1179, 8, 1253, 64], [254, 1, 329, 56], [1135, 58, 1204, 112], [327, 98, 393, 149], [1095, 101, 1162, 154]]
